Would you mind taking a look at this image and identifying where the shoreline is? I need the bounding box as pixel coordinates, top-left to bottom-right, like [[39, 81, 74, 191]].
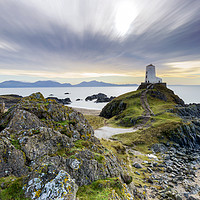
[[69, 107, 101, 116]]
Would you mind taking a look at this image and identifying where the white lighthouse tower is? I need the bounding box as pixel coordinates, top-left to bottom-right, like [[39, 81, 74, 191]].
[[145, 64, 162, 84], [138, 64, 166, 89]]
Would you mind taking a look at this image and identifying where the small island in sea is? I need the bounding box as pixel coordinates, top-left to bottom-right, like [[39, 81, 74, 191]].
[[0, 65, 200, 200]]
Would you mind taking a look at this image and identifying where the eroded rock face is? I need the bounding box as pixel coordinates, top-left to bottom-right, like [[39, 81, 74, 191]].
[[0, 137, 28, 177], [169, 122, 200, 149], [19, 127, 72, 161]]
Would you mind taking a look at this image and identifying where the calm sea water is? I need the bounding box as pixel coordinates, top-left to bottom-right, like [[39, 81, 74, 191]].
[[0, 85, 199, 110]]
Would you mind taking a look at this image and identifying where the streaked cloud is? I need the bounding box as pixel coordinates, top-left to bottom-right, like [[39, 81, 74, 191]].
[[0, 0, 200, 84], [164, 60, 200, 78]]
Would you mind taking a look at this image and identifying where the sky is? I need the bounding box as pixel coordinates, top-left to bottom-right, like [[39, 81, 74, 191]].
[[0, 0, 200, 85]]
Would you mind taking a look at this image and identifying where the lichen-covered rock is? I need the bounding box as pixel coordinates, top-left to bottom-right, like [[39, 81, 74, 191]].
[[0, 92, 94, 142], [64, 150, 122, 186], [0, 137, 28, 177], [24, 165, 78, 200], [19, 127, 72, 161], [6, 109, 45, 134]]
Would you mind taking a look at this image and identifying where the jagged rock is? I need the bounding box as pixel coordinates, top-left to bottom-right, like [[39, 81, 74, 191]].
[[169, 122, 200, 148], [95, 96, 115, 103], [64, 150, 122, 186], [121, 174, 133, 185], [19, 127, 72, 161], [85, 93, 115, 103], [5, 109, 45, 134], [151, 143, 168, 153], [46, 97, 71, 104], [0, 94, 23, 108], [85, 93, 107, 101], [0, 137, 28, 177], [170, 104, 200, 119]]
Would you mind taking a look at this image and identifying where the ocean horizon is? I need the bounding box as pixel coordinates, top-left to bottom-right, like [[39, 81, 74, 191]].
[[0, 85, 199, 110]]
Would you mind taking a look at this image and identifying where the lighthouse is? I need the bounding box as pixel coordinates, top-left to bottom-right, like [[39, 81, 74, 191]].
[[145, 64, 162, 84], [138, 64, 166, 90]]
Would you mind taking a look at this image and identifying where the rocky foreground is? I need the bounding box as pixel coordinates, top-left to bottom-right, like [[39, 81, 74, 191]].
[[0, 93, 135, 199], [0, 87, 200, 200]]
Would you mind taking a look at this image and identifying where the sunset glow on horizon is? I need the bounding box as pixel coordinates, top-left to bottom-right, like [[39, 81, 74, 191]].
[[0, 0, 200, 85]]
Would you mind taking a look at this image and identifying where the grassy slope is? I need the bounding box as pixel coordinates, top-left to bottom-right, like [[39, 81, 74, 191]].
[[107, 90, 144, 127], [106, 85, 183, 152], [0, 176, 30, 200], [84, 115, 106, 130]]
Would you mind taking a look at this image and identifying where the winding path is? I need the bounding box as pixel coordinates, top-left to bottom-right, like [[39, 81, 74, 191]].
[[95, 85, 154, 139], [139, 85, 155, 127]]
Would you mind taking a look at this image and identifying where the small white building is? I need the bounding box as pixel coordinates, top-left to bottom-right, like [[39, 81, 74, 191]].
[[145, 64, 162, 84]]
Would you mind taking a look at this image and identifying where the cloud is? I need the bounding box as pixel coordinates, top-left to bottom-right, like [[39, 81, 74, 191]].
[[0, 0, 200, 83]]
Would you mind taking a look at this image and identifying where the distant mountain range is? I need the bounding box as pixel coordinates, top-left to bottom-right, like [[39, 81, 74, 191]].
[[0, 80, 138, 88]]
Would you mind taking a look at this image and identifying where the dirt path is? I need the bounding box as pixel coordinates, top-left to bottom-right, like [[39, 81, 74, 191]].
[[73, 86, 154, 139], [94, 87, 155, 139], [94, 126, 137, 139], [139, 85, 154, 127]]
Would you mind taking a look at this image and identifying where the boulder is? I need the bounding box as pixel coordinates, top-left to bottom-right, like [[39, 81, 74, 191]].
[[85, 93, 115, 103], [46, 97, 71, 105], [24, 165, 78, 200]]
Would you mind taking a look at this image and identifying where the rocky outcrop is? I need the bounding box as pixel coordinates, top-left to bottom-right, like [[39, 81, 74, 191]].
[[24, 167, 78, 200], [46, 97, 71, 104], [100, 100, 127, 119], [85, 93, 115, 103], [168, 121, 200, 149], [0, 137, 28, 177], [170, 104, 200, 120], [0, 92, 130, 199], [0, 94, 22, 108]]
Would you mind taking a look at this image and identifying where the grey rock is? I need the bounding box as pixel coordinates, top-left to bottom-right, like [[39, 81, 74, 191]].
[[135, 171, 140, 175], [133, 162, 142, 169], [151, 143, 168, 153]]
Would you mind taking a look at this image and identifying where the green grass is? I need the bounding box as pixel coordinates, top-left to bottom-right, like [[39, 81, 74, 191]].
[[93, 153, 105, 163], [57, 120, 69, 126], [100, 139, 128, 162], [76, 178, 123, 200], [11, 139, 21, 150], [147, 93, 175, 115], [0, 176, 30, 200], [101, 84, 184, 152], [84, 115, 106, 130], [106, 90, 144, 127], [111, 112, 182, 153]]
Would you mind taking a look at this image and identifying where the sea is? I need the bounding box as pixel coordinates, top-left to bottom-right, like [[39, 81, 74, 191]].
[[0, 85, 199, 110]]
